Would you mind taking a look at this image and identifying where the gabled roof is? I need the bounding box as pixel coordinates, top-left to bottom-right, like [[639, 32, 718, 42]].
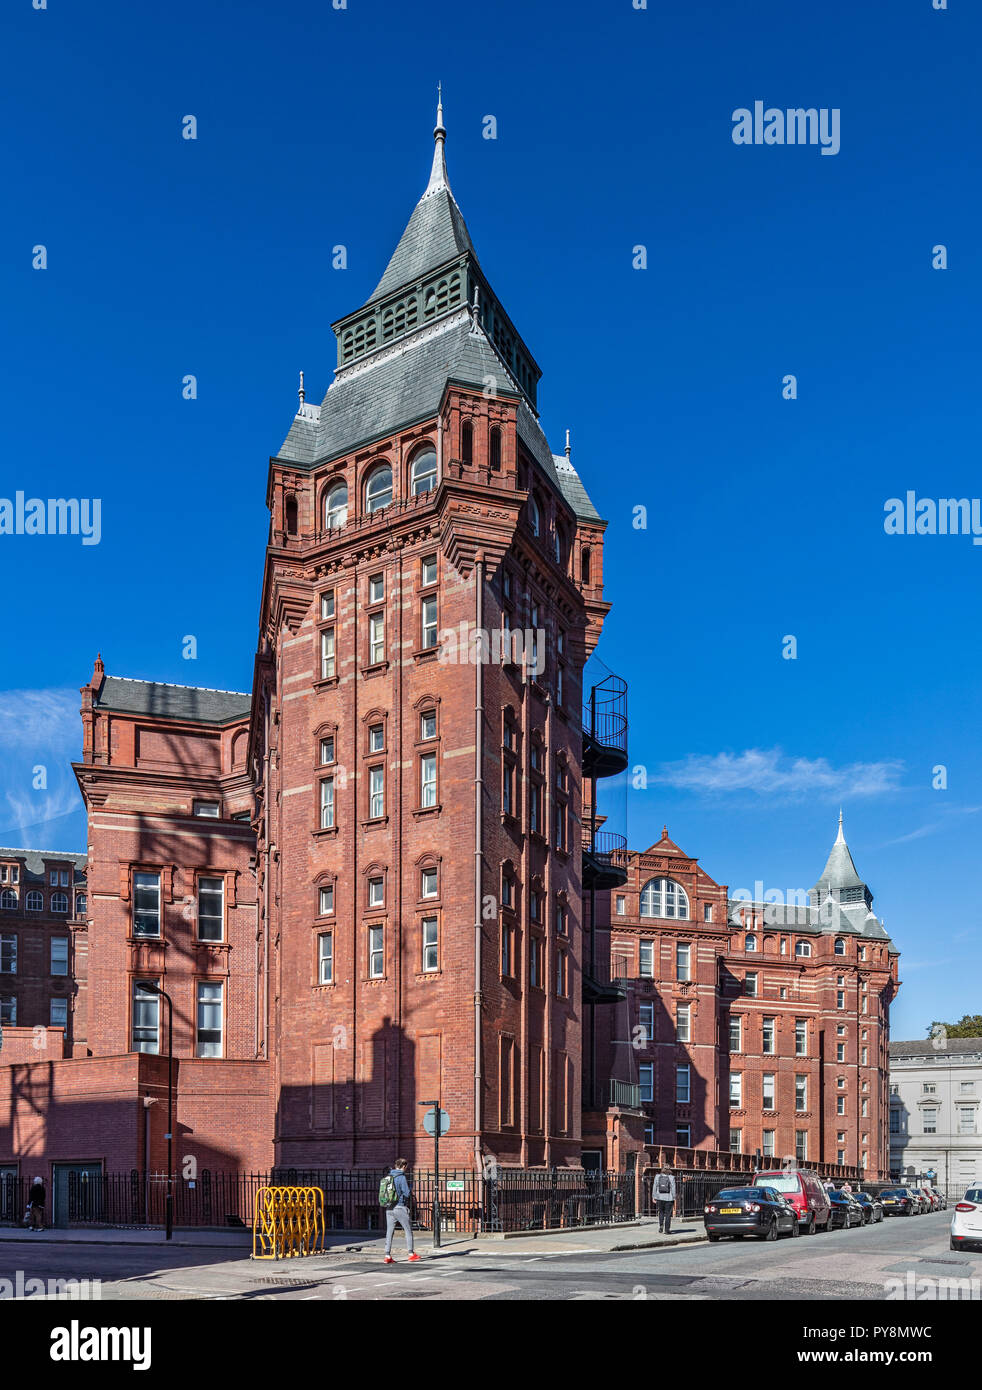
[[0, 848, 86, 881], [94, 676, 252, 726]]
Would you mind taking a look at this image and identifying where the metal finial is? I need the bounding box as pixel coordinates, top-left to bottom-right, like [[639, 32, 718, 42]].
[[435, 82, 445, 136], [298, 370, 305, 411], [565, 428, 571, 460]]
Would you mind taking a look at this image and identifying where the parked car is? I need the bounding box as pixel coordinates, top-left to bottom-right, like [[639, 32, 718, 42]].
[[936, 1191, 948, 1211], [752, 1169, 832, 1234], [704, 1186, 800, 1242], [920, 1188, 943, 1212], [852, 1191, 884, 1224], [950, 1184, 982, 1252], [879, 1186, 919, 1216], [828, 1190, 865, 1229]]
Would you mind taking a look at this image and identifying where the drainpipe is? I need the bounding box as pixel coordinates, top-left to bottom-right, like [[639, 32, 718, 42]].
[[474, 554, 485, 1187]]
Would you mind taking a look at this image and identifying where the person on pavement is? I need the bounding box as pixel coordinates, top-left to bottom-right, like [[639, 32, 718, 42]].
[[28, 1175, 46, 1231], [654, 1165, 676, 1234], [382, 1158, 420, 1264]]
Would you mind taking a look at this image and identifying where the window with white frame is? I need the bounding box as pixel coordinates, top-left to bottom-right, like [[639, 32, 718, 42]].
[[762, 1130, 775, 1157], [369, 613, 385, 665], [795, 940, 811, 957], [369, 573, 384, 604], [50, 997, 68, 1028], [368, 876, 384, 908], [834, 937, 845, 955], [795, 1075, 807, 1111], [615, 895, 626, 916], [676, 1064, 690, 1104], [420, 709, 437, 740], [320, 590, 335, 621], [421, 753, 437, 808], [958, 1107, 976, 1135], [0, 936, 16, 973], [745, 933, 757, 952], [923, 1108, 938, 1134], [369, 926, 384, 978], [51, 892, 69, 913], [369, 722, 384, 752], [193, 801, 219, 818], [677, 1003, 690, 1043], [421, 554, 437, 587], [639, 1002, 654, 1045], [729, 1128, 742, 1153], [421, 867, 438, 899], [795, 1019, 807, 1055], [411, 448, 437, 495], [26, 891, 43, 912], [730, 1073, 742, 1107], [762, 1017, 775, 1053], [319, 777, 335, 829], [762, 1073, 775, 1109], [365, 464, 392, 513], [640, 878, 689, 919], [640, 1063, 654, 1103], [729, 1015, 742, 1051], [421, 596, 438, 649], [324, 482, 348, 529], [318, 932, 333, 984], [0, 891, 17, 911], [320, 627, 336, 679], [196, 982, 223, 1057], [676, 942, 691, 981], [320, 734, 335, 765], [422, 917, 439, 972], [369, 767, 384, 819], [639, 940, 654, 978], [744, 972, 757, 998], [319, 884, 334, 916], [0, 996, 16, 1024]]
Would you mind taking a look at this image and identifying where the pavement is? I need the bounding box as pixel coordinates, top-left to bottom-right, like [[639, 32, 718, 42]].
[[0, 1216, 705, 1257]]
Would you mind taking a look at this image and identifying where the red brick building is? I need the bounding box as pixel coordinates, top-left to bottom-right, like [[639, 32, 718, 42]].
[[0, 847, 86, 1044], [587, 818, 900, 1178]]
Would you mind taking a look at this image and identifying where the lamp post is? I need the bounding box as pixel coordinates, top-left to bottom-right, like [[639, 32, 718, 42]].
[[142, 983, 174, 1240]]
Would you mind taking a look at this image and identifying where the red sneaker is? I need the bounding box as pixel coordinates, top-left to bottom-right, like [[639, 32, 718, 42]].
[[408, 1253, 421, 1262], [383, 1255, 394, 1264]]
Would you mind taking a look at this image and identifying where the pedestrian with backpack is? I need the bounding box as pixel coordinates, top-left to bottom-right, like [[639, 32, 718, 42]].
[[654, 1165, 676, 1234], [380, 1159, 420, 1263]]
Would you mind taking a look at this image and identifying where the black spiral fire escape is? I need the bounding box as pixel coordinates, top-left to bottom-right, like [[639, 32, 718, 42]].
[[582, 673, 629, 1110]]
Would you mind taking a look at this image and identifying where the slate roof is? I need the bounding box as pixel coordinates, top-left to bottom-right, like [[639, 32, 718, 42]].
[[368, 185, 475, 306], [890, 1038, 982, 1058], [0, 847, 87, 882], [813, 817, 865, 892], [274, 116, 603, 524], [94, 676, 252, 726]]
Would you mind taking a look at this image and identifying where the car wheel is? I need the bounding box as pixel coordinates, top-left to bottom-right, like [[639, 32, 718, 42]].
[[906, 1205, 914, 1216], [765, 1218, 778, 1241], [790, 1218, 801, 1237], [806, 1215, 816, 1236], [950, 1239, 957, 1251]]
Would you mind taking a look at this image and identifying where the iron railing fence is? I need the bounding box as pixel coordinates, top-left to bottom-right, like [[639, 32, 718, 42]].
[[0, 1173, 28, 1226], [66, 1170, 265, 1228]]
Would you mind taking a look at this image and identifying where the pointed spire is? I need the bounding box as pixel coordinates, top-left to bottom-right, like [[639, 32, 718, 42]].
[[298, 370, 305, 413], [836, 807, 844, 842], [423, 83, 450, 199]]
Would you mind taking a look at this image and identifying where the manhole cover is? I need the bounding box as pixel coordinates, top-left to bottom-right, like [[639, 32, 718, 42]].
[[257, 1277, 321, 1287]]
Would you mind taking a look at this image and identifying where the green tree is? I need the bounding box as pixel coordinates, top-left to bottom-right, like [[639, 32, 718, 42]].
[[927, 1015, 982, 1039]]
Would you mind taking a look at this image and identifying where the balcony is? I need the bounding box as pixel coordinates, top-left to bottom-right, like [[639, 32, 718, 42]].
[[583, 829, 629, 890], [608, 1079, 642, 1110], [582, 673, 628, 780]]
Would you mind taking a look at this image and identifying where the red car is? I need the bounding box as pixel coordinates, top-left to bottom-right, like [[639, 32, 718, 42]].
[[752, 1170, 832, 1234], [919, 1188, 942, 1212]]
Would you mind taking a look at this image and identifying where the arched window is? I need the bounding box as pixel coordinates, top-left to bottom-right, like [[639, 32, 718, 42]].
[[1, 890, 17, 910], [324, 481, 348, 531], [26, 891, 43, 912], [461, 421, 473, 465], [745, 933, 757, 952], [553, 525, 564, 565], [76, 894, 87, 916], [581, 546, 591, 584], [52, 893, 69, 913], [285, 495, 298, 535], [639, 878, 689, 920], [489, 426, 501, 472], [365, 464, 393, 514], [410, 448, 437, 496], [528, 494, 540, 537], [795, 940, 812, 957], [834, 937, 846, 956]]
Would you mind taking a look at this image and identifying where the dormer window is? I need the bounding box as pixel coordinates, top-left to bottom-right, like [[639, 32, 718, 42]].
[[365, 464, 393, 514], [640, 878, 689, 920], [795, 940, 811, 957]]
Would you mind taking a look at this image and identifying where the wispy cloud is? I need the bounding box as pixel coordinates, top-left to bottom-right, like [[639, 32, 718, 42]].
[[878, 804, 982, 848], [0, 688, 78, 751], [655, 747, 903, 799], [0, 687, 83, 844]]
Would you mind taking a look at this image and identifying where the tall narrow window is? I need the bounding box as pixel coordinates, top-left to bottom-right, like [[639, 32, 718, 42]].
[[639, 1002, 654, 1044], [50, 936, 69, 976], [370, 767, 385, 819], [132, 980, 160, 1054], [639, 940, 654, 978], [0, 936, 17, 974], [676, 1003, 690, 1043], [422, 917, 439, 972], [365, 464, 393, 513], [196, 982, 223, 1058], [197, 877, 224, 941], [676, 942, 691, 982], [421, 596, 438, 649], [461, 421, 473, 464], [50, 998, 68, 1027], [489, 426, 501, 472], [421, 753, 437, 808], [319, 884, 335, 915], [370, 613, 385, 665], [320, 628, 336, 680], [368, 876, 384, 908], [319, 777, 335, 829], [762, 1017, 775, 1053], [318, 932, 333, 984], [133, 872, 161, 938], [320, 590, 335, 620], [369, 926, 385, 978], [676, 1064, 691, 1104]]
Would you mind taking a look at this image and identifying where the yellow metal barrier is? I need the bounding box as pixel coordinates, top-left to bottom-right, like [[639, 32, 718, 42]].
[[252, 1186, 325, 1259]]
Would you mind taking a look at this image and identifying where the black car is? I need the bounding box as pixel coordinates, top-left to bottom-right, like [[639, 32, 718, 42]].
[[828, 1190, 864, 1228], [879, 1186, 918, 1216], [852, 1191, 884, 1224], [704, 1186, 800, 1242]]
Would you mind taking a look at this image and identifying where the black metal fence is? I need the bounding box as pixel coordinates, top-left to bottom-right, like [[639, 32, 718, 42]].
[[67, 1170, 264, 1228], [0, 1173, 28, 1226]]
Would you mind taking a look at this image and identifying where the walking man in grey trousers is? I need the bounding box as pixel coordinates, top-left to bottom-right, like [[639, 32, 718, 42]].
[[654, 1165, 676, 1234], [384, 1158, 420, 1263]]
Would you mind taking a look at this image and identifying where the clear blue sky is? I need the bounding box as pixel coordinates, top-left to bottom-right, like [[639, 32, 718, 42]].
[[1, 0, 978, 1040]]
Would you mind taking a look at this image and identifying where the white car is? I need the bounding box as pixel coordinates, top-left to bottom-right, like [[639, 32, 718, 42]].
[[950, 1183, 982, 1252]]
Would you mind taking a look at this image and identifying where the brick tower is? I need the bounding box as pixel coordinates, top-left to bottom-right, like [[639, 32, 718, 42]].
[[251, 99, 620, 1171]]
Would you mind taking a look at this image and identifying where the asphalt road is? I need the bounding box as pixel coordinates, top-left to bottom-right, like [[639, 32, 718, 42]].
[[0, 1210, 970, 1301]]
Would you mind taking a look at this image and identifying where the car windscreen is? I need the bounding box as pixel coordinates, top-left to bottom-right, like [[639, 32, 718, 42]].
[[715, 1189, 759, 1201], [880, 1189, 905, 1196], [754, 1175, 798, 1193]]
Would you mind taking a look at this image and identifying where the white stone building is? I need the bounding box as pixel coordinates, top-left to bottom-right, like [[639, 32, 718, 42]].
[[889, 1037, 982, 1198]]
